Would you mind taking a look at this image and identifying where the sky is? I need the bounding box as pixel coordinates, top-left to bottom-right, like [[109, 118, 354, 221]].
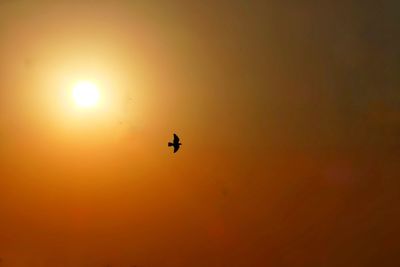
[[0, 1, 399, 266]]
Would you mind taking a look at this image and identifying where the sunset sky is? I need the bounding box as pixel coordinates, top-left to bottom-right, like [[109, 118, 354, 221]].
[[0, 1, 399, 266]]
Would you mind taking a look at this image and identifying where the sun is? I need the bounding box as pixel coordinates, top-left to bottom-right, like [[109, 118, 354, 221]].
[[72, 81, 100, 108]]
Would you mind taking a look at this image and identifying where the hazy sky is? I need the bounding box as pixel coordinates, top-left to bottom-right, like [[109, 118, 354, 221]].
[[0, 1, 399, 266]]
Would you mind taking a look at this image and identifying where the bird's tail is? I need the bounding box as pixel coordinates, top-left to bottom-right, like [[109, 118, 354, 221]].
[[168, 142, 173, 147]]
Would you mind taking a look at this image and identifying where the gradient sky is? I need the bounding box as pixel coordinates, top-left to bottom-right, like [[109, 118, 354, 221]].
[[0, 1, 399, 266]]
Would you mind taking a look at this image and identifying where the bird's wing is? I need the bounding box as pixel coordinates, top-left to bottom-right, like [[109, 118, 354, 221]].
[[173, 145, 180, 153], [173, 133, 180, 143]]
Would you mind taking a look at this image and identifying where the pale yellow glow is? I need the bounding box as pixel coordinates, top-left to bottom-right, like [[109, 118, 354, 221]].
[[72, 81, 100, 108]]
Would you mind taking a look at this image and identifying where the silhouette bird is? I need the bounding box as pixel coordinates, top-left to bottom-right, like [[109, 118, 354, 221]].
[[168, 133, 182, 153]]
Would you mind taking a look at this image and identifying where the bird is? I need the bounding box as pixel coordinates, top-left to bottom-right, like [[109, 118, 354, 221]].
[[168, 133, 182, 153]]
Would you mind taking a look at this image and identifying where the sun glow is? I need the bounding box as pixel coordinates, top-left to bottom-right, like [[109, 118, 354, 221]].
[[72, 81, 100, 108]]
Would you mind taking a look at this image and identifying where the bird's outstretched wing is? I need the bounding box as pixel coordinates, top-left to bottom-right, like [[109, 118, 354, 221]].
[[173, 145, 180, 153], [173, 133, 180, 143]]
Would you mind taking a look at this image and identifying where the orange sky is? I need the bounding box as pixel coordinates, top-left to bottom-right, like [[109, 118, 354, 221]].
[[0, 1, 399, 266]]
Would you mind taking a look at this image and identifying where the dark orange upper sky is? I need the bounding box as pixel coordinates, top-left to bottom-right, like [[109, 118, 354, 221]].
[[0, 1, 399, 266]]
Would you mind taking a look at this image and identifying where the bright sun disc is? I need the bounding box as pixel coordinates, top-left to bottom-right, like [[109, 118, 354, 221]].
[[72, 81, 100, 108]]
